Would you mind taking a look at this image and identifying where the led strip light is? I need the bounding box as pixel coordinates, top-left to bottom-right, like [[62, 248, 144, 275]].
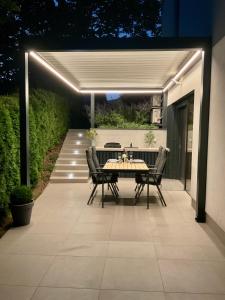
[[30, 50, 202, 94], [163, 50, 202, 92]]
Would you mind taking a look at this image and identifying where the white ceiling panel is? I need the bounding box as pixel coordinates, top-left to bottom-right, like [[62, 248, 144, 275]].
[[36, 50, 195, 92]]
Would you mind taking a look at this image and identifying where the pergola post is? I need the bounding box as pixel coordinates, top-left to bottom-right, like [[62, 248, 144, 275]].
[[90, 93, 95, 128], [195, 46, 212, 223], [19, 52, 30, 186]]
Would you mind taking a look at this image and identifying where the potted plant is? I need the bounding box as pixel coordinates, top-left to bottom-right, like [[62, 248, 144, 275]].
[[10, 186, 33, 226], [85, 128, 98, 146], [144, 129, 156, 147]]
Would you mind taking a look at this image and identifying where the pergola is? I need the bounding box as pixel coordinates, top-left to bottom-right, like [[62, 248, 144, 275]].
[[20, 38, 211, 222]]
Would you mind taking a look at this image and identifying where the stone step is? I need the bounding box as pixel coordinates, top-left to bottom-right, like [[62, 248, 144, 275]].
[[52, 169, 89, 177], [55, 163, 88, 170], [50, 176, 89, 183], [62, 143, 90, 149], [56, 158, 87, 164], [60, 149, 86, 154], [58, 153, 86, 159], [65, 133, 87, 138]]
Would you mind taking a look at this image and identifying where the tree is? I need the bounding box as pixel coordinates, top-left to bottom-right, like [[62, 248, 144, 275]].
[[0, 0, 162, 93]]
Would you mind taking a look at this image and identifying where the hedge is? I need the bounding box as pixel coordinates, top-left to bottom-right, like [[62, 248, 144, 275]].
[[0, 89, 70, 211]]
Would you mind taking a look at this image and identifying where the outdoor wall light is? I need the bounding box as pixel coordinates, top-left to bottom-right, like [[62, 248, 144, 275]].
[[76, 141, 81, 145], [78, 133, 83, 137], [71, 161, 76, 165], [163, 50, 202, 92], [74, 150, 79, 154]]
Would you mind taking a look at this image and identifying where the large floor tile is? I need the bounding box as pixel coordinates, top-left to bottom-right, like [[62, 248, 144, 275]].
[[0, 254, 54, 286], [31, 287, 99, 300], [0, 286, 35, 300], [159, 259, 225, 293], [155, 245, 207, 260], [165, 293, 225, 300], [110, 221, 152, 241], [40, 256, 105, 288], [108, 241, 156, 258], [59, 240, 108, 257], [101, 258, 163, 291], [4, 234, 66, 255], [27, 221, 74, 235], [99, 290, 166, 300], [71, 223, 111, 235]]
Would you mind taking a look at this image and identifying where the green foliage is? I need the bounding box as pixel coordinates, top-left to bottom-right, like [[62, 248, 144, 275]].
[[95, 98, 156, 129], [10, 186, 32, 205], [0, 89, 70, 212], [85, 128, 98, 140], [144, 128, 157, 147]]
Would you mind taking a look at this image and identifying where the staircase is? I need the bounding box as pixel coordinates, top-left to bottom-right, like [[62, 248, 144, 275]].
[[50, 129, 90, 183]]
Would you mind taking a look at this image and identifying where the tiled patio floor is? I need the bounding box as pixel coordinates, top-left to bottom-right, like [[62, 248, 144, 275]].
[[0, 179, 225, 300]]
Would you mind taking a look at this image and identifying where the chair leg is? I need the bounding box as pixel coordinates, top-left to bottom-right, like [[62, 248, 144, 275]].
[[109, 183, 117, 199], [102, 182, 104, 208], [134, 183, 139, 191], [87, 184, 97, 205], [135, 184, 142, 198], [156, 184, 166, 206], [112, 183, 119, 197], [135, 184, 145, 204]]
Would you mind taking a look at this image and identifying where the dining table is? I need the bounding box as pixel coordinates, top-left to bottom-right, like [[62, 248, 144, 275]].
[[102, 159, 150, 204]]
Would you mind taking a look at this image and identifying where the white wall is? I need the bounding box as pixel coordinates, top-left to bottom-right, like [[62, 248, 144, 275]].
[[206, 35, 225, 232], [167, 59, 203, 200], [95, 129, 167, 148]]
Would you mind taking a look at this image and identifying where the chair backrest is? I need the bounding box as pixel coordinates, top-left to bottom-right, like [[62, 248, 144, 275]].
[[91, 146, 100, 169], [86, 149, 97, 181], [104, 142, 121, 148], [154, 146, 163, 168], [155, 148, 168, 184]]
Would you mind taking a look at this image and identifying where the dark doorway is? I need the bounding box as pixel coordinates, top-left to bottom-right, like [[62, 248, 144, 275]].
[[166, 92, 194, 193], [176, 93, 194, 192]]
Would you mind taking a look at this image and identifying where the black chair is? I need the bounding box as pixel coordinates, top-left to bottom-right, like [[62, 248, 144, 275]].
[[135, 148, 168, 209], [91, 146, 119, 192], [104, 142, 121, 148], [134, 146, 163, 192], [86, 149, 119, 208]]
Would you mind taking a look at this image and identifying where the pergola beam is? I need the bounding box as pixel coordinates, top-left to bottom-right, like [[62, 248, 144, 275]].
[[90, 93, 95, 128]]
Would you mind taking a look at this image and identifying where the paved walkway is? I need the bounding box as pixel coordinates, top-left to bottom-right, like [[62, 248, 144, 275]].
[[0, 179, 225, 300]]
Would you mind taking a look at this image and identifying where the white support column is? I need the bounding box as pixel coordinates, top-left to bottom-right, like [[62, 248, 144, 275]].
[[91, 93, 95, 128]]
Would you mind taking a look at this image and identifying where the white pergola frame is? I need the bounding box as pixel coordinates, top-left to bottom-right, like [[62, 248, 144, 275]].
[[19, 38, 212, 223]]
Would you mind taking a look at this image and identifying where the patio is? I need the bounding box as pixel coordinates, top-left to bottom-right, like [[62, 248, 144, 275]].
[[0, 179, 225, 299]]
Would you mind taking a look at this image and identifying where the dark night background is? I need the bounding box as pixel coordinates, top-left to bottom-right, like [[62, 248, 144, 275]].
[[0, 0, 162, 92]]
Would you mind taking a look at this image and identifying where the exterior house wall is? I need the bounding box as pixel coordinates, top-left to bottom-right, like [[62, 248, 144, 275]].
[[167, 60, 203, 200], [205, 0, 225, 232]]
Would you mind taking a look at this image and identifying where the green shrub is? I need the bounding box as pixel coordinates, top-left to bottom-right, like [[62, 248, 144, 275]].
[[0, 89, 70, 211], [10, 186, 33, 205]]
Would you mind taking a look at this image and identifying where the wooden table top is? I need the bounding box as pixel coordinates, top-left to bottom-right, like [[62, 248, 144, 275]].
[[103, 161, 149, 172]]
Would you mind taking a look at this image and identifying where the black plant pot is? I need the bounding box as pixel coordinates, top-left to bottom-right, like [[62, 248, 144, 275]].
[[10, 201, 34, 227]]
